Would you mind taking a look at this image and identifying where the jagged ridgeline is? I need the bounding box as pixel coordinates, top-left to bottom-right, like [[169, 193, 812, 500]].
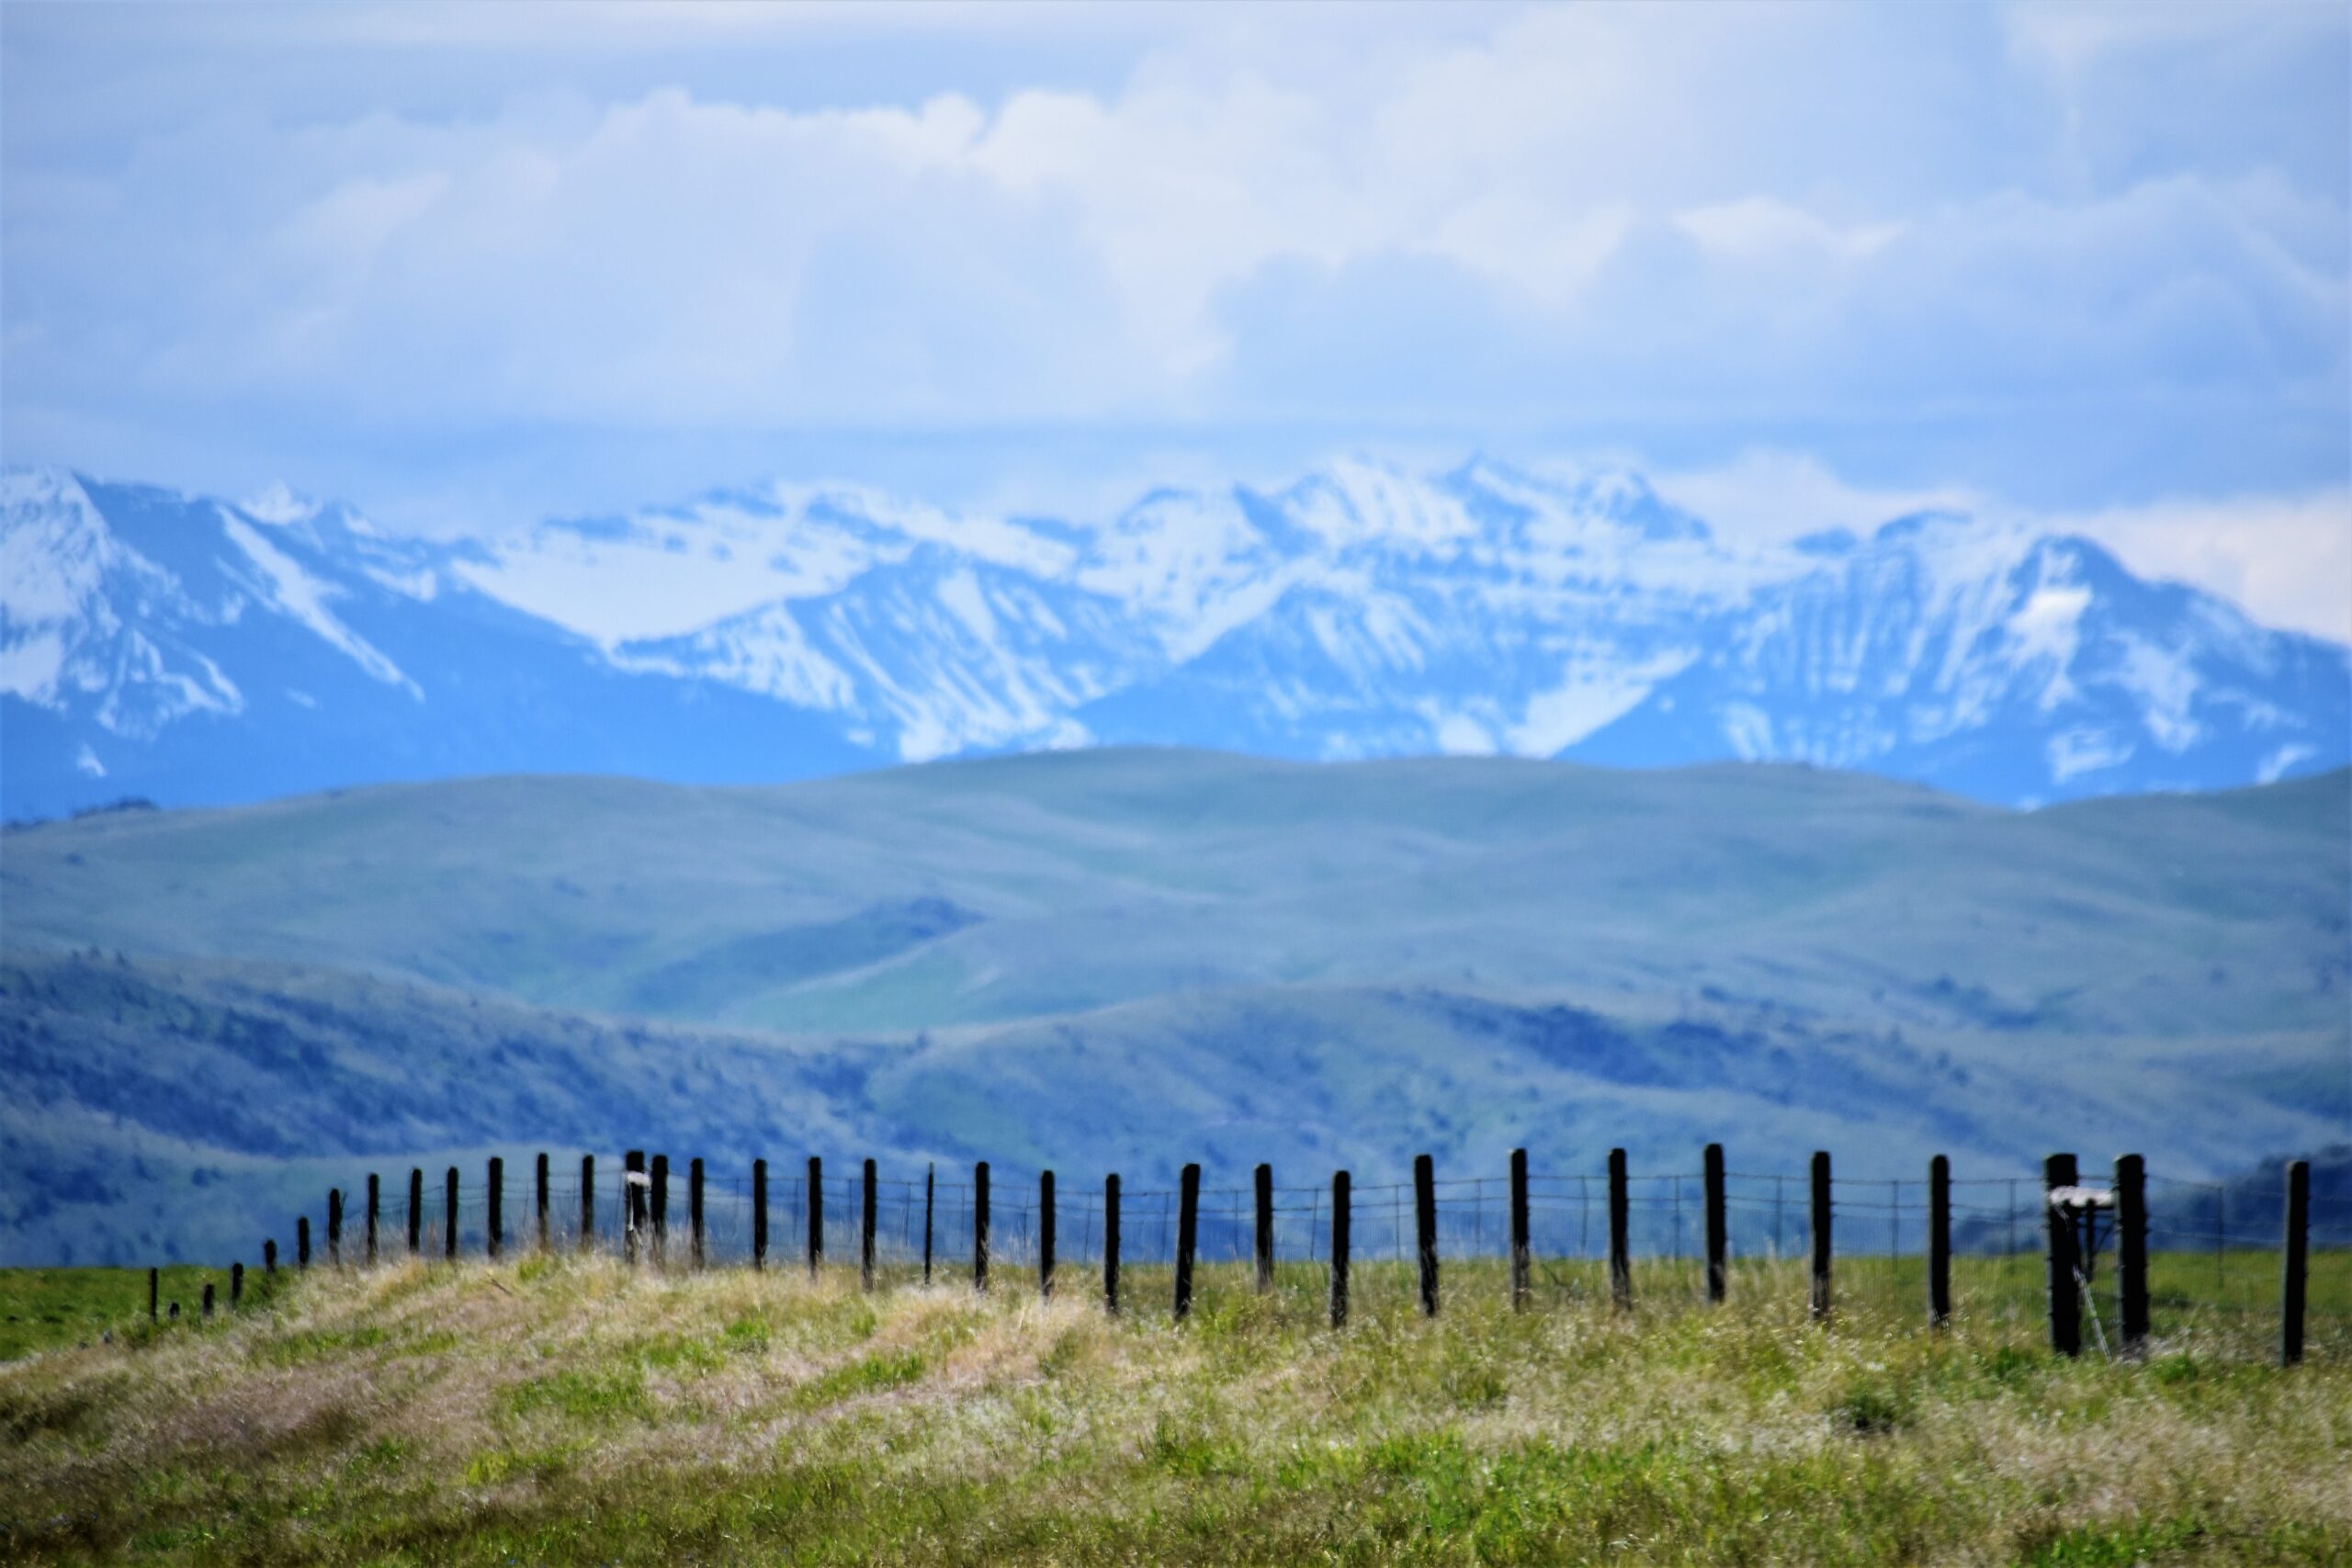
[[5, 458, 2346, 823], [2, 750, 2344, 1265]]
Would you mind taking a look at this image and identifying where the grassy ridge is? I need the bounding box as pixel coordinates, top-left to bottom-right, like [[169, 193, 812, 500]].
[[2, 1256, 2345, 1564]]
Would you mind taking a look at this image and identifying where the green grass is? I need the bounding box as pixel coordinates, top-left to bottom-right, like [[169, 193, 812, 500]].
[[0, 1266, 282, 1360], [0, 1253, 2345, 1565]]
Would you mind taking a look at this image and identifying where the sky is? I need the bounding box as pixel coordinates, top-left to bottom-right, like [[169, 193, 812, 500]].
[[4, 1, 2348, 637]]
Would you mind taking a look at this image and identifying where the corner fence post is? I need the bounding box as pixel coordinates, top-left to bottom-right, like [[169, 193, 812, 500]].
[[751, 1157, 767, 1269], [2116, 1154, 2148, 1355], [1103, 1173, 1122, 1314], [864, 1159, 880, 1292], [298, 1216, 311, 1271], [1254, 1163, 1275, 1295], [922, 1163, 934, 1284], [536, 1153, 550, 1253], [974, 1161, 990, 1293], [488, 1156, 504, 1260], [1174, 1163, 1200, 1322], [649, 1155, 667, 1267], [690, 1157, 707, 1270], [2043, 1153, 2081, 1357], [1608, 1148, 1632, 1311], [1809, 1151, 1832, 1323], [1038, 1169, 1056, 1299], [1703, 1143, 1727, 1304], [623, 1149, 645, 1264], [366, 1173, 379, 1266], [327, 1188, 343, 1267], [580, 1155, 596, 1252], [408, 1168, 423, 1256], [1414, 1154, 1440, 1317], [2282, 1158, 2310, 1366], [445, 1167, 459, 1261], [1510, 1148, 1531, 1312], [1329, 1169, 1352, 1329], [1928, 1155, 1951, 1329]]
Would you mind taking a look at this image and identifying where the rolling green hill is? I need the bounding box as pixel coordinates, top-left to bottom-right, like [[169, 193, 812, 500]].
[[2, 750, 2346, 1264]]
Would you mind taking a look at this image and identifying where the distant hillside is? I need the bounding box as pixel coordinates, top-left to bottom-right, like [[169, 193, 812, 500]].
[[1, 751, 2344, 1263]]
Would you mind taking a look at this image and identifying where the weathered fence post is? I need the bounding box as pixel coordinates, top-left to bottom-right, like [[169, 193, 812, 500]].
[[536, 1153, 550, 1253], [366, 1173, 379, 1266], [148, 1267, 158, 1322], [298, 1216, 311, 1271], [1810, 1151, 1832, 1323], [1510, 1148, 1532, 1312], [1608, 1148, 1632, 1311], [806, 1156, 822, 1279], [2042, 1153, 2080, 1356], [445, 1167, 459, 1260], [2282, 1157, 2311, 1367], [863, 1159, 879, 1292], [264, 1239, 277, 1276], [1253, 1163, 1275, 1295], [752, 1157, 768, 1270], [408, 1168, 423, 1256], [1174, 1162, 1201, 1322], [1928, 1155, 1951, 1329], [580, 1155, 595, 1252], [231, 1261, 243, 1309], [690, 1157, 707, 1270], [1103, 1173, 1122, 1314], [1414, 1153, 1440, 1317], [1330, 1169, 1351, 1330], [624, 1149, 645, 1264], [1703, 1143, 1727, 1303], [327, 1188, 343, 1267], [649, 1155, 667, 1267], [488, 1156, 504, 1260], [1038, 1169, 1057, 1299], [2116, 1154, 2148, 1355], [202, 1282, 214, 1321], [974, 1161, 990, 1293], [922, 1163, 934, 1285]]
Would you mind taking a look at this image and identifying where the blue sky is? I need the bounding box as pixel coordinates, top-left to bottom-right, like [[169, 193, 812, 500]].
[[4, 1, 2347, 635]]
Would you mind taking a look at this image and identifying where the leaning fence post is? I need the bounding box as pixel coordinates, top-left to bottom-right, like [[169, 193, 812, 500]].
[[1103, 1173, 1122, 1314], [488, 1156, 504, 1260], [649, 1155, 667, 1267], [408, 1168, 423, 1256], [2282, 1158, 2310, 1366], [1810, 1151, 1833, 1322], [298, 1216, 311, 1271], [2115, 1154, 2148, 1355], [327, 1188, 343, 1267], [1330, 1169, 1352, 1329], [231, 1262, 243, 1309], [1414, 1154, 1440, 1317], [580, 1155, 596, 1252], [1253, 1163, 1275, 1294], [974, 1161, 990, 1293], [1039, 1169, 1057, 1299], [445, 1167, 459, 1260], [2043, 1153, 2080, 1356], [922, 1163, 934, 1285], [1928, 1155, 1951, 1329], [366, 1173, 379, 1266], [752, 1157, 768, 1269], [1608, 1148, 1632, 1311], [863, 1159, 879, 1292], [691, 1157, 707, 1270], [1510, 1148, 1532, 1312], [1703, 1143, 1727, 1304], [806, 1156, 822, 1279], [537, 1154, 550, 1253], [1175, 1163, 1201, 1322], [148, 1266, 158, 1322]]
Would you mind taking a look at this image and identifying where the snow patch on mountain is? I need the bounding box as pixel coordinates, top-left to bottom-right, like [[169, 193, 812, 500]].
[[219, 512, 420, 698]]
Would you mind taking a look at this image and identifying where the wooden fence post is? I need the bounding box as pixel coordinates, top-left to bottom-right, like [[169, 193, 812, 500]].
[[488, 1156, 504, 1260], [327, 1188, 343, 1267], [974, 1161, 990, 1293], [148, 1266, 158, 1322], [1928, 1155, 1951, 1329], [202, 1282, 214, 1321], [649, 1155, 667, 1267], [1174, 1163, 1200, 1322], [752, 1157, 767, 1270], [2116, 1154, 2148, 1355], [1608, 1148, 1632, 1311], [445, 1167, 459, 1260], [922, 1163, 934, 1285], [1510, 1148, 1531, 1312], [408, 1168, 423, 1256], [623, 1150, 645, 1264], [1414, 1153, 1439, 1317], [2042, 1152, 2080, 1356], [580, 1155, 595, 1252], [264, 1239, 277, 1275], [863, 1159, 879, 1292], [1810, 1151, 1832, 1323], [537, 1153, 550, 1253], [690, 1157, 707, 1269], [231, 1262, 243, 1309], [1253, 1163, 1275, 1294], [1103, 1173, 1122, 1314], [366, 1173, 379, 1266], [1039, 1169, 1056, 1299], [1703, 1143, 1727, 1303], [2282, 1158, 2310, 1367], [1330, 1169, 1351, 1330], [806, 1156, 822, 1279], [298, 1216, 311, 1271]]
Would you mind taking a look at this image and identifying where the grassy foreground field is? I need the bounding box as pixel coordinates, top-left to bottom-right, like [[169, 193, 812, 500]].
[[1, 1257, 2345, 1566]]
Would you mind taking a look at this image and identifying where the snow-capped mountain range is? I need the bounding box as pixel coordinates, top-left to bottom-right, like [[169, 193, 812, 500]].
[[4, 457, 2345, 818]]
